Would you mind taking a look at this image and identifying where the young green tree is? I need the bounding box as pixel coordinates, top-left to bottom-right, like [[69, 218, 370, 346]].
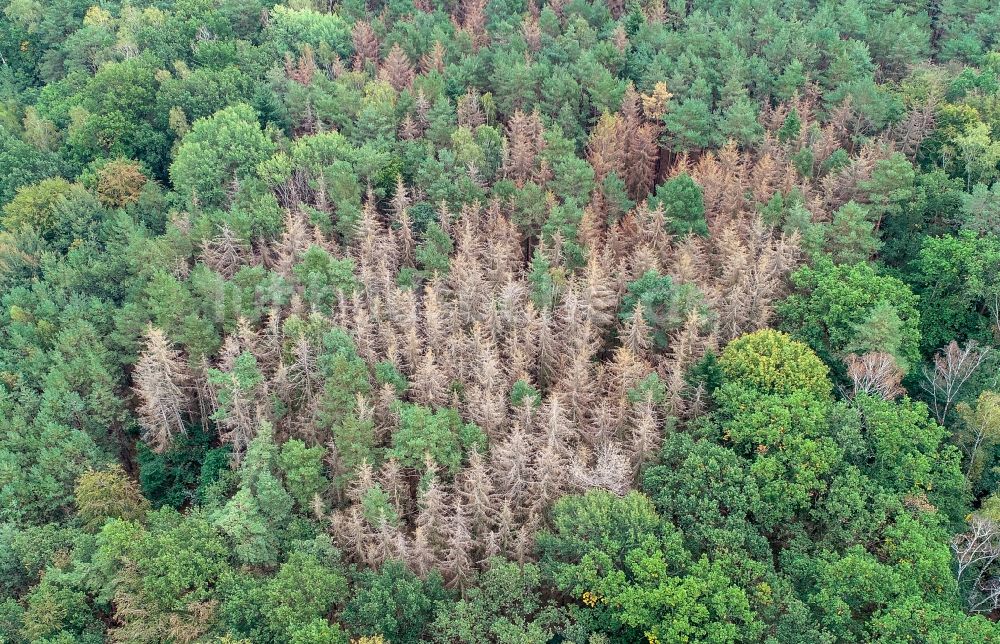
[[74, 465, 149, 532], [619, 270, 710, 350], [537, 490, 762, 642], [341, 561, 449, 644], [779, 262, 921, 376], [169, 103, 276, 211], [647, 173, 707, 236], [430, 558, 563, 643], [389, 404, 486, 476]]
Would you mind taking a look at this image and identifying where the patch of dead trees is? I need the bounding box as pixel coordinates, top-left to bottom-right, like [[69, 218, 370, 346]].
[[131, 85, 941, 586]]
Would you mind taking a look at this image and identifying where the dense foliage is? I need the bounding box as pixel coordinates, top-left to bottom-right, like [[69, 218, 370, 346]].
[[2, 0, 1000, 641]]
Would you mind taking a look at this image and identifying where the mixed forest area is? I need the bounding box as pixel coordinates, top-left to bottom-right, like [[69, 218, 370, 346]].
[[5, 0, 1000, 641]]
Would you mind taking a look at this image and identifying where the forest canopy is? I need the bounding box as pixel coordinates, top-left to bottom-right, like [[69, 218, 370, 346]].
[[3, 0, 1000, 642]]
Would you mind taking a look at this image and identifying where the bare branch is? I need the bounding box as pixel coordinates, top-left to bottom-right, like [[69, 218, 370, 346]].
[[922, 341, 991, 424]]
